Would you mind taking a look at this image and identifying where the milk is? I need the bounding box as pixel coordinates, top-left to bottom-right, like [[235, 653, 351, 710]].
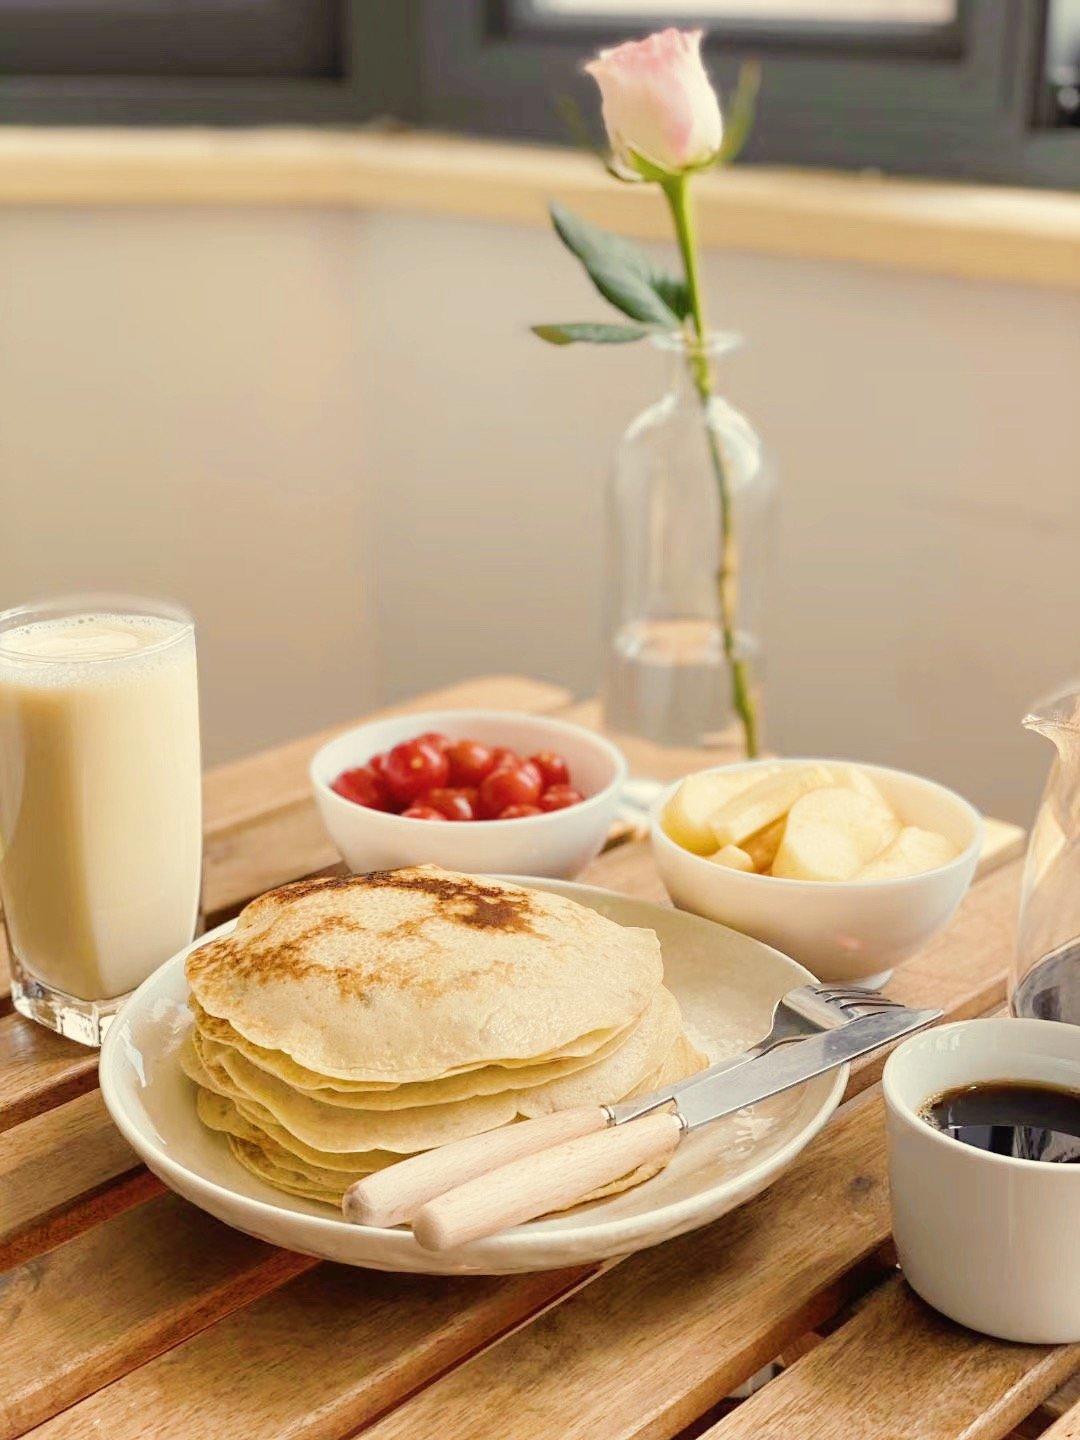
[[0, 611, 202, 1003]]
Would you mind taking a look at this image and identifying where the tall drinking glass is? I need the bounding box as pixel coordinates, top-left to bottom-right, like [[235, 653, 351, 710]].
[[0, 594, 202, 1046]]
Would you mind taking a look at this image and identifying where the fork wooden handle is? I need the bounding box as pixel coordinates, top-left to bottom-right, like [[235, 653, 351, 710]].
[[342, 1106, 608, 1228], [412, 1111, 683, 1252]]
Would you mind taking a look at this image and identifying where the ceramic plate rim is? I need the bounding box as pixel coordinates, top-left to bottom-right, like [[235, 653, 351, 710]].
[[100, 878, 847, 1266]]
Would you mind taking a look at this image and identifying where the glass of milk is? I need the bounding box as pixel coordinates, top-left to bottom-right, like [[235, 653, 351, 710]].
[[0, 595, 202, 1046]]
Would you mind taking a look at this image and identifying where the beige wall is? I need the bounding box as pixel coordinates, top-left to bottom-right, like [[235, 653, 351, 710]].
[[2, 205, 1078, 822]]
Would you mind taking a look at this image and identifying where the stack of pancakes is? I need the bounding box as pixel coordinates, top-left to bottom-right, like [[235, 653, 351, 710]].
[[183, 865, 706, 1208]]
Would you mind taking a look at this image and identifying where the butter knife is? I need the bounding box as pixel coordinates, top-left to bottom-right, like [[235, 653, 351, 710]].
[[409, 1003, 939, 1251]]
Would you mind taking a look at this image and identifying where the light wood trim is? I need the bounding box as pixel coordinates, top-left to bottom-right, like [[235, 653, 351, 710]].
[[0, 129, 1077, 290]]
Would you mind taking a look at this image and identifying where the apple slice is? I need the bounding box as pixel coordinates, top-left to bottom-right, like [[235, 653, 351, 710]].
[[858, 826, 957, 879], [743, 816, 786, 873], [709, 765, 835, 848], [663, 767, 778, 855], [707, 843, 755, 872], [834, 764, 894, 814], [771, 786, 901, 881]]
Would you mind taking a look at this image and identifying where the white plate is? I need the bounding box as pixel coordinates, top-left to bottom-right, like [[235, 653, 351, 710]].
[[100, 879, 846, 1275]]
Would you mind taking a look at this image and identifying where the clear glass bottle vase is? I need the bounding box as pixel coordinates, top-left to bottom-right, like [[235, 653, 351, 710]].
[[601, 331, 775, 752]]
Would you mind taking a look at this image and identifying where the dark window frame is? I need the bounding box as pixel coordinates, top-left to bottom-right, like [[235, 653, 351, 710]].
[[0, 0, 1075, 189], [0, 1, 417, 126], [413, 0, 1077, 188]]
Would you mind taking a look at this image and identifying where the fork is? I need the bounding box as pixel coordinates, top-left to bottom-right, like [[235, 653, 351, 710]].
[[615, 982, 905, 1125], [343, 983, 902, 1229]]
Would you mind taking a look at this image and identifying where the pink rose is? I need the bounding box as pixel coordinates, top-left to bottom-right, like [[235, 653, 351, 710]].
[[585, 28, 723, 178]]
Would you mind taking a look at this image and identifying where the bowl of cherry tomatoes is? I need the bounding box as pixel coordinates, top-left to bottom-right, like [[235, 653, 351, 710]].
[[310, 709, 628, 879]]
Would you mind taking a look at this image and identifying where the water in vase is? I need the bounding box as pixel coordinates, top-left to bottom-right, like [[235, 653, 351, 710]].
[[604, 616, 760, 749]]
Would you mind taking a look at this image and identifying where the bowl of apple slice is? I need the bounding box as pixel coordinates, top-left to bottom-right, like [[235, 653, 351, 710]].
[[650, 759, 983, 984]]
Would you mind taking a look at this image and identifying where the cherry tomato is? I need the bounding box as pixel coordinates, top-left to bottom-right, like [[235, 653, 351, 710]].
[[499, 804, 542, 819], [368, 750, 390, 780], [520, 759, 543, 790], [489, 746, 522, 773], [416, 730, 452, 755], [539, 785, 584, 812], [383, 738, 450, 805], [478, 763, 543, 818], [531, 751, 570, 789], [422, 787, 476, 822], [400, 804, 448, 821], [331, 765, 391, 811], [446, 738, 496, 788]]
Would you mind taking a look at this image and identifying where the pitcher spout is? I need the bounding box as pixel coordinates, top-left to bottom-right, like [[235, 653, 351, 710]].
[[1023, 683, 1080, 754]]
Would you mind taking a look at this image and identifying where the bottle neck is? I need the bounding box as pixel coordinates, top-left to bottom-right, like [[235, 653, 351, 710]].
[[653, 330, 741, 402]]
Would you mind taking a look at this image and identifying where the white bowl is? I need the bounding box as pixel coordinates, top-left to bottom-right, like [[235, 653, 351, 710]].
[[100, 880, 846, 1275], [884, 1018, 1080, 1342], [311, 709, 627, 879], [650, 758, 983, 984]]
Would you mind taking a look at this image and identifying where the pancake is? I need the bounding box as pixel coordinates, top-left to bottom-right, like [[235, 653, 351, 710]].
[[222, 1032, 708, 1211], [195, 1087, 395, 1174], [189, 998, 640, 1108], [227, 1137, 343, 1205], [185, 865, 707, 1218], [186, 867, 662, 1084], [187, 985, 683, 1153]]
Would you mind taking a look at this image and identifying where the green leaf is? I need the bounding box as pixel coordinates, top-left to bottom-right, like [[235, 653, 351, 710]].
[[717, 61, 761, 166], [532, 322, 652, 346], [549, 202, 690, 325]]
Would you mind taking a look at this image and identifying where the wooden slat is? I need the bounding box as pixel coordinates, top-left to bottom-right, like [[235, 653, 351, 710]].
[[328, 1087, 897, 1440], [702, 1276, 1080, 1440], [0, 1193, 318, 1438], [0, 1091, 158, 1272], [1041, 1402, 1080, 1440], [0, 1014, 98, 1135], [201, 799, 343, 925], [25, 1262, 596, 1440], [1047, 1378, 1080, 1425]]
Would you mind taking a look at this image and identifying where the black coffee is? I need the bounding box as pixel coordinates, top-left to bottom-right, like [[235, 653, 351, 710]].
[[921, 1080, 1080, 1164]]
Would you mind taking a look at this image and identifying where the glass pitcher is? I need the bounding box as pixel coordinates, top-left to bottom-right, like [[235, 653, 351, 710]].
[[1011, 684, 1080, 1025]]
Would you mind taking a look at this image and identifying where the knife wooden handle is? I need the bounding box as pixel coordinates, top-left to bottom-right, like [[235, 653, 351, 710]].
[[412, 1111, 683, 1252], [341, 1106, 608, 1228]]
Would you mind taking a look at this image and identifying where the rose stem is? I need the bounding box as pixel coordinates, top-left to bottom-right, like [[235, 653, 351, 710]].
[[662, 171, 759, 758]]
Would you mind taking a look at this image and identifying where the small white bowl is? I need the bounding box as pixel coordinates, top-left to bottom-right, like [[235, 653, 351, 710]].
[[884, 1018, 1080, 1343], [311, 709, 627, 879], [650, 758, 982, 984]]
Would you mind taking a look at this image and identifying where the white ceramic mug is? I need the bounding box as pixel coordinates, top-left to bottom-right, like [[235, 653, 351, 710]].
[[883, 1018, 1080, 1343]]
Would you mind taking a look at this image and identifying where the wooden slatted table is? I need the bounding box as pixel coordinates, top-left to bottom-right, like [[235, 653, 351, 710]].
[[2, 674, 1077, 1440]]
